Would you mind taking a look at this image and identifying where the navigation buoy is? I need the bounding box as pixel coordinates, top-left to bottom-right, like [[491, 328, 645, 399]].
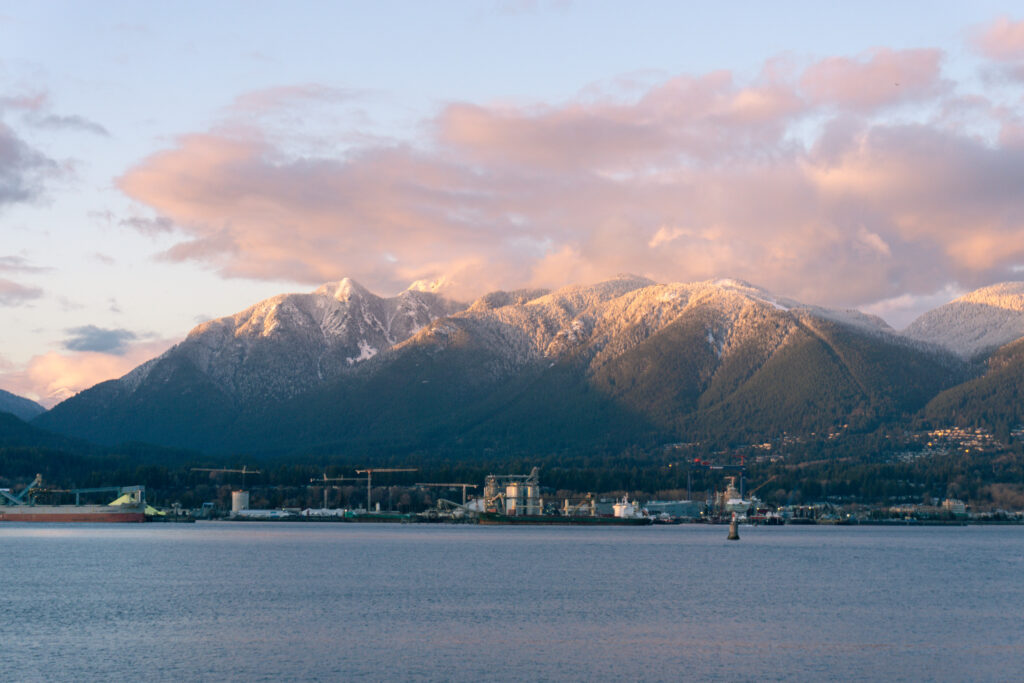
[[727, 513, 740, 541]]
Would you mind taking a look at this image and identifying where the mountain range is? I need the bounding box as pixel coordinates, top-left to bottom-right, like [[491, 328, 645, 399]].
[[0, 390, 45, 422], [22, 274, 1024, 458]]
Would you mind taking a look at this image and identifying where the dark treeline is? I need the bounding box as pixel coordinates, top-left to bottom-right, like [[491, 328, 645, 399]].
[[4, 432, 1024, 510]]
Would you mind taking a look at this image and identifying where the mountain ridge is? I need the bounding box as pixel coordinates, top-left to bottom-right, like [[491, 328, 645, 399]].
[[0, 389, 46, 422], [904, 282, 1024, 358], [34, 275, 970, 455]]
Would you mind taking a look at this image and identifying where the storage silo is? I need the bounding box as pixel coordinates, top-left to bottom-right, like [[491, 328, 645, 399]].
[[231, 490, 250, 513]]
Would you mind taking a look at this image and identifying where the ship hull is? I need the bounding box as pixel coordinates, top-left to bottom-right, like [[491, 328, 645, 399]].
[[478, 512, 652, 526], [0, 505, 148, 523]]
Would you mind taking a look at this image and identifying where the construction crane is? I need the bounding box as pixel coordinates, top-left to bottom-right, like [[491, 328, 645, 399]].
[[191, 466, 262, 489], [416, 483, 477, 506], [309, 474, 367, 509], [355, 468, 417, 512], [747, 475, 779, 499]]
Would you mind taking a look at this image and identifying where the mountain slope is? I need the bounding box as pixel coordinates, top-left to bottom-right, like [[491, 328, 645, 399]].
[[0, 389, 45, 421], [924, 337, 1024, 435], [234, 277, 963, 455], [0, 410, 89, 451], [35, 279, 465, 447], [904, 282, 1024, 358], [36, 276, 966, 455]]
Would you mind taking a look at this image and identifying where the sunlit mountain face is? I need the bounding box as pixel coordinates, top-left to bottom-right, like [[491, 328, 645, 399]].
[[34, 276, 977, 456]]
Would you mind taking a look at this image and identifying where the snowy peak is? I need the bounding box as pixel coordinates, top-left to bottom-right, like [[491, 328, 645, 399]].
[[39, 274, 970, 452], [904, 281, 1024, 358], [406, 276, 453, 294], [315, 277, 372, 302], [527, 274, 655, 314], [140, 279, 466, 402], [956, 282, 1024, 311], [408, 276, 907, 375]]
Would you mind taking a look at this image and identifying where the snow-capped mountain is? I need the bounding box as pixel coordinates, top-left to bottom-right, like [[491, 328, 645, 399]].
[[120, 277, 466, 403], [903, 282, 1024, 358], [403, 275, 902, 375], [37, 275, 963, 453]]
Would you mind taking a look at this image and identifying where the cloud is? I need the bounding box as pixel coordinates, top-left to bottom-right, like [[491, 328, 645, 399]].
[[0, 93, 47, 112], [0, 256, 46, 305], [0, 121, 59, 207], [0, 255, 47, 273], [974, 16, 1024, 61], [0, 278, 43, 306], [28, 113, 109, 136], [437, 71, 803, 170], [228, 84, 360, 114], [861, 283, 965, 330], [800, 48, 947, 111], [119, 215, 175, 235], [118, 47, 1024, 313], [2, 90, 109, 135], [62, 325, 138, 354], [0, 338, 175, 407]]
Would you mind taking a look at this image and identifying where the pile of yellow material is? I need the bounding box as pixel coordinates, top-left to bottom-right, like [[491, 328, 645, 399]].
[[107, 493, 165, 516]]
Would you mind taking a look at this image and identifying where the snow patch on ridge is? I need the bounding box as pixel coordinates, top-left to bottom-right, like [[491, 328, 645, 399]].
[[346, 340, 378, 365]]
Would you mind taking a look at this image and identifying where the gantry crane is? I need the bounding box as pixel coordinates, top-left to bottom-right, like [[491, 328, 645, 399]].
[[689, 458, 747, 498], [355, 468, 417, 512]]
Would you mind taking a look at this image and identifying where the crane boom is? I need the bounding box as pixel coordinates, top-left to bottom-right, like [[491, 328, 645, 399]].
[[309, 474, 367, 509], [748, 475, 779, 497], [191, 467, 262, 474], [355, 468, 417, 511], [191, 466, 261, 489]]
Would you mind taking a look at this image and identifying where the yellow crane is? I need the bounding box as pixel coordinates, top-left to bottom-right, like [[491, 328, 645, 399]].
[[747, 475, 779, 498], [355, 468, 417, 512]]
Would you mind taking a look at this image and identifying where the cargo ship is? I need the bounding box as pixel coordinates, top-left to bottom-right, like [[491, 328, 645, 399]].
[[0, 504, 148, 523], [0, 476, 150, 523]]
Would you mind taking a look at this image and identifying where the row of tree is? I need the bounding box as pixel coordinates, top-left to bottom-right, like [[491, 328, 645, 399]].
[[4, 436, 1023, 510]]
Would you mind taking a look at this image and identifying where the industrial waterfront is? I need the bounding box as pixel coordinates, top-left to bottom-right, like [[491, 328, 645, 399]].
[[6, 466, 1016, 526], [4, 522, 1022, 681]]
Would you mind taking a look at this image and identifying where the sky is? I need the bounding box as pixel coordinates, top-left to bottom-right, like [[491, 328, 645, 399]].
[[2, 1, 1024, 406]]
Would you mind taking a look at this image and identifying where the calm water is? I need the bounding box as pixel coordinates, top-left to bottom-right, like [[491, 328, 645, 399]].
[[3, 523, 1023, 681]]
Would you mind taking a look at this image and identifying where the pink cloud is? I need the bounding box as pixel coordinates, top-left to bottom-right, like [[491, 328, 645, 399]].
[[438, 71, 803, 171], [118, 49, 1024, 316], [0, 277, 43, 305], [800, 48, 946, 111], [974, 16, 1024, 61], [0, 339, 176, 407]]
